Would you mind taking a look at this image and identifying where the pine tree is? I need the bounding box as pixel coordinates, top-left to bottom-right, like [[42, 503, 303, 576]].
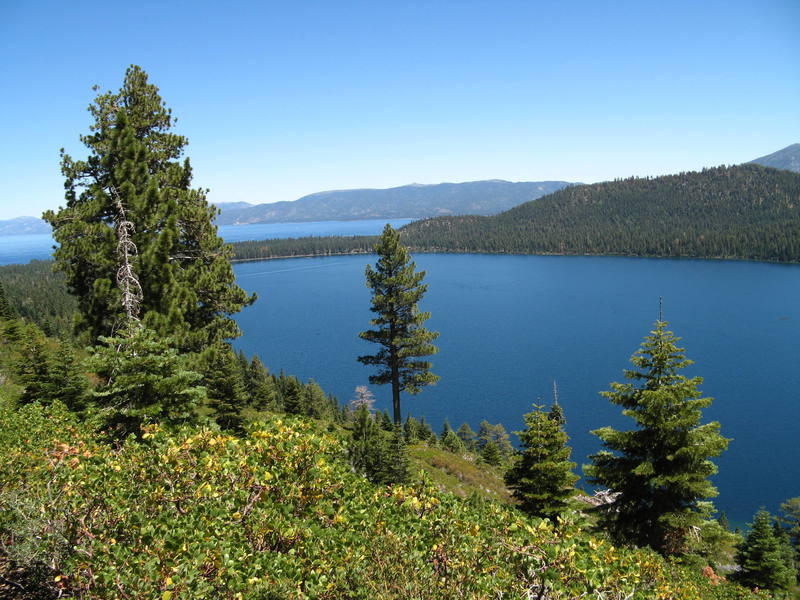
[[585, 320, 730, 555], [349, 404, 384, 480], [201, 343, 248, 432], [481, 440, 502, 466], [735, 509, 796, 593], [778, 497, 800, 557], [404, 415, 421, 442], [15, 329, 53, 405], [456, 422, 478, 452], [246, 356, 277, 411], [43, 65, 253, 350], [45, 343, 89, 412], [441, 429, 465, 454], [0, 281, 16, 320], [505, 403, 579, 519], [85, 324, 205, 437], [305, 379, 334, 420], [358, 224, 439, 425]]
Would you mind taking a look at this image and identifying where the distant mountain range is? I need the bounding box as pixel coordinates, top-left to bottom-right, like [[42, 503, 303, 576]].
[[1, 143, 797, 236], [213, 180, 573, 225], [749, 143, 800, 172], [0, 216, 51, 236], [234, 164, 800, 264]]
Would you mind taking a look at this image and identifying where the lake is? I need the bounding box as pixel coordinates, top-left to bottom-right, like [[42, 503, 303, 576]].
[[232, 253, 800, 526], [2, 219, 797, 525], [0, 218, 414, 266]]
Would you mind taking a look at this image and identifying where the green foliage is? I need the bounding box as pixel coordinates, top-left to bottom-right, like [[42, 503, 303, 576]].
[[230, 165, 800, 264], [243, 355, 278, 411], [10, 321, 88, 411], [0, 280, 16, 320], [1, 402, 761, 599], [358, 224, 439, 425], [505, 403, 579, 519], [85, 324, 205, 437], [735, 509, 796, 593], [399, 164, 800, 263], [586, 320, 730, 555], [0, 261, 77, 338], [456, 422, 479, 451], [477, 419, 514, 461], [778, 497, 800, 557], [198, 342, 248, 432], [481, 439, 503, 466], [44, 65, 253, 350]]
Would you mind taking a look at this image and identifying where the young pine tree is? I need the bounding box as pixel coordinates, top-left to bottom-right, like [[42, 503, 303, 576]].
[[358, 224, 439, 425], [585, 320, 730, 555], [735, 509, 796, 593], [85, 324, 205, 437], [456, 422, 478, 452], [505, 403, 579, 520], [200, 343, 248, 432]]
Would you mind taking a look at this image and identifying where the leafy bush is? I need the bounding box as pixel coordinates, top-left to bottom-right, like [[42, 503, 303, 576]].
[[0, 402, 766, 599]]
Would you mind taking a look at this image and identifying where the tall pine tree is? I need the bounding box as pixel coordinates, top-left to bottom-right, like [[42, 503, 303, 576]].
[[358, 224, 439, 425], [43, 65, 253, 350], [585, 320, 729, 555], [505, 403, 579, 520]]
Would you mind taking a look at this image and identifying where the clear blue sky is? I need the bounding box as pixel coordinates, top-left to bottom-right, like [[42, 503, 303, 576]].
[[1, 0, 798, 220]]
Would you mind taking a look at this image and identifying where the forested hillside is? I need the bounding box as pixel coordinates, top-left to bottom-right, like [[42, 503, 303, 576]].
[[229, 165, 800, 263], [398, 165, 800, 261]]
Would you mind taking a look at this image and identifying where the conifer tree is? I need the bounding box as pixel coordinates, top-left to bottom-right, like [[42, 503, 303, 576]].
[[201, 343, 248, 432], [441, 429, 465, 454], [349, 404, 383, 480], [505, 403, 579, 519], [280, 375, 307, 416], [735, 509, 796, 593], [246, 356, 277, 411], [0, 281, 15, 320], [481, 440, 503, 466], [45, 344, 89, 412], [358, 224, 439, 425], [404, 415, 421, 442], [456, 422, 478, 452], [85, 325, 205, 437], [585, 320, 730, 555], [43, 65, 253, 350], [15, 330, 53, 405]]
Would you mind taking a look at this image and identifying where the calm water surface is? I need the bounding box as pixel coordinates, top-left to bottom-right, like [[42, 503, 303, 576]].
[[233, 254, 800, 525], [0, 218, 413, 266]]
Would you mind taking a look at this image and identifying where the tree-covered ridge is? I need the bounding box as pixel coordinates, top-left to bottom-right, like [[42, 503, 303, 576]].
[[399, 165, 800, 261], [0, 261, 77, 338], [229, 165, 800, 263]]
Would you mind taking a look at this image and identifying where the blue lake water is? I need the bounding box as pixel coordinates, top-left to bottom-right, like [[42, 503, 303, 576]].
[[0, 218, 413, 266], [232, 254, 800, 526], [3, 219, 798, 525]]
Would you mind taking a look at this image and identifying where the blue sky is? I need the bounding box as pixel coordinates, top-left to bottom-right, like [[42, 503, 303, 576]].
[[0, 0, 798, 220]]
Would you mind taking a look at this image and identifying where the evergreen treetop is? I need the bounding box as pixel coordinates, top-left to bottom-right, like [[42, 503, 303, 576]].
[[44, 65, 253, 350], [586, 320, 730, 555], [358, 224, 439, 425], [505, 403, 579, 519]]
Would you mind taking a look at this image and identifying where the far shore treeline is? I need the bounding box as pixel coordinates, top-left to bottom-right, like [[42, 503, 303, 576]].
[[230, 164, 800, 263]]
